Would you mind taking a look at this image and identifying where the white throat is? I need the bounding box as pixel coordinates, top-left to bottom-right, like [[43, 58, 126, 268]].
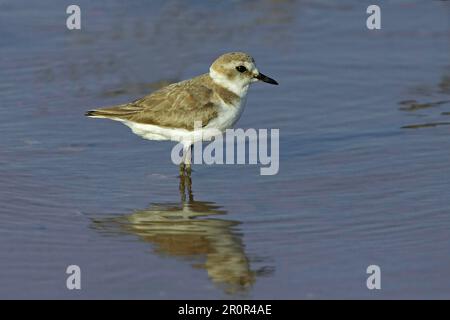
[[209, 68, 249, 98]]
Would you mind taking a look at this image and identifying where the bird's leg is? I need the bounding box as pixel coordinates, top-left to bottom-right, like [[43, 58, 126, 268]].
[[186, 164, 192, 176], [178, 145, 194, 204], [179, 162, 185, 176], [179, 143, 189, 176], [179, 169, 186, 203], [186, 170, 193, 202], [183, 144, 193, 175]]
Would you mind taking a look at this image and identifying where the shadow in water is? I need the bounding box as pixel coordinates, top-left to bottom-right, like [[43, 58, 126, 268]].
[[91, 173, 271, 294]]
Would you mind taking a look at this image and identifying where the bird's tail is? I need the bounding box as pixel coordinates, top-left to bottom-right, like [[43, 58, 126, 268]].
[[85, 110, 102, 117], [85, 110, 114, 119], [85, 104, 133, 119]]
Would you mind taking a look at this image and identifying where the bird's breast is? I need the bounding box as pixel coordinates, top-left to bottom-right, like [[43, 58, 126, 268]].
[[206, 96, 247, 131]]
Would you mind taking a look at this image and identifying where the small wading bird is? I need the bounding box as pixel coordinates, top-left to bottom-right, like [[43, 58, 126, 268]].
[[86, 52, 278, 175]]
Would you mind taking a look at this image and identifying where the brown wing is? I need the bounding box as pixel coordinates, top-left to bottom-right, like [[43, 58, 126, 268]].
[[86, 74, 219, 130]]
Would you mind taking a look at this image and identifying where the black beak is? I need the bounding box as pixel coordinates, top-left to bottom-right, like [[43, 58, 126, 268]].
[[255, 72, 278, 85]]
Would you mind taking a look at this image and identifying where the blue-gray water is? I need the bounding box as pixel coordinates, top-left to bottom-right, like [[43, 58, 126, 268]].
[[0, 0, 449, 299]]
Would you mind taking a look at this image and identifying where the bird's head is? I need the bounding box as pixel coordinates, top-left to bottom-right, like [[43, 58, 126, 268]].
[[209, 52, 278, 97]]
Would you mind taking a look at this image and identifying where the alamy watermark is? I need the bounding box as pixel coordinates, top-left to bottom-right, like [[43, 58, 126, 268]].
[[66, 265, 81, 290], [366, 5, 381, 30], [366, 265, 381, 290], [66, 4, 381, 31], [66, 5, 81, 30], [170, 121, 279, 176]]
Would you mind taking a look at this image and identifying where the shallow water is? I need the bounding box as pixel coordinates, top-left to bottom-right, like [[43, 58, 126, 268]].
[[1, 0, 450, 299]]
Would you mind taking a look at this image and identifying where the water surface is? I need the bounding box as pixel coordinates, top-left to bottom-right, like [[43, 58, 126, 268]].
[[0, 0, 449, 298]]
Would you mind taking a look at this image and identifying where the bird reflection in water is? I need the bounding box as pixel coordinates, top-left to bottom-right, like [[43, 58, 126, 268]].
[[92, 172, 268, 294]]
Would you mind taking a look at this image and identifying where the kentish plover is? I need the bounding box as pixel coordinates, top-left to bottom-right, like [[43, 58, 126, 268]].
[[86, 52, 278, 174]]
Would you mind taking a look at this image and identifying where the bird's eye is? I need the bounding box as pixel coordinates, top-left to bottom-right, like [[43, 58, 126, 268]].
[[236, 66, 247, 73]]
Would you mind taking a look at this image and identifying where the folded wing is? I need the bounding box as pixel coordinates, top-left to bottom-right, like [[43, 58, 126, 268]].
[[86, 75, 219, 130]]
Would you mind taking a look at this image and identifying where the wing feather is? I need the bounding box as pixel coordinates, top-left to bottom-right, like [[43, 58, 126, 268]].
[[86, 74, 219, 130]]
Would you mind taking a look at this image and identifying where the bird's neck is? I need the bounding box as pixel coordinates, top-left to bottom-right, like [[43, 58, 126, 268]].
[[209, 68, 249, 98]]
